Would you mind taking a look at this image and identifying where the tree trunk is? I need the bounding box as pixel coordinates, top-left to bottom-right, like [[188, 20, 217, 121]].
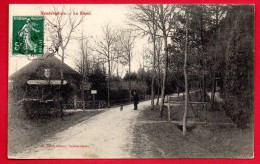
[[108, 53, 111, 108], [210, 6, 220, 111], [183, 9, 189, 136], [151, 76, 155, 108], [156, 45, 161, 106], [159, 34, 168, 117], [151, 36, 156, 109], [151, 8, 156, 110], [200, 5, 206, 102], [210, 70, 216, 111], [82, 41, 85, 111], [156, 79, 160, 105], [128, 52, 132, 103], [117, 56, 119, 77], [59, 48, 64, 120], [188, 87, 197, 117]]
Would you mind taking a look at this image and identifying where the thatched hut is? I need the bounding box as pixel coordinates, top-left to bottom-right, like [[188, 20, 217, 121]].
[[9, 56, 82, 104]]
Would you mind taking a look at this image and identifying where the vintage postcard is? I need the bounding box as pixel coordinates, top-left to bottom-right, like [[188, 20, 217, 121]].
[[8, 4, 254, 159]]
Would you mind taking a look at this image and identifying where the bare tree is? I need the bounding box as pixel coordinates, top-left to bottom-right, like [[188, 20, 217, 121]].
[[128, 5, 159, 109], [79, 33, 93, 110], [74, 33, 93, 73], [94, 23, 118, 107], [118, 29, 136, 103], [44, 5, 87, 118], [45, 5, 86, 80], [129, 5, 178, 115], [155, 38, 163, 105], [153, 5, 178, 117]]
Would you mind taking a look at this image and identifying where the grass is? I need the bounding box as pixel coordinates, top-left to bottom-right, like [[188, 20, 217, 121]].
[[131, 104, 253, 158]]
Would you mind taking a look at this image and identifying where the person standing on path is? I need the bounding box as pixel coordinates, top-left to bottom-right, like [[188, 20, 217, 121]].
[[133, 92, 139, 110]]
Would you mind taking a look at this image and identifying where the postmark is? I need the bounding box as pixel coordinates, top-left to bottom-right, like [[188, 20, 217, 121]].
[[12, 16, 44, 55]]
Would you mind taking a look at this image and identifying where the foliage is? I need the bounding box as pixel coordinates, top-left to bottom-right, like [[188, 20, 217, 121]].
[[123, 72, 138, 81], [111, 77, 148, 96], [166, 5, 254, 128], [220, 5, 254, 128], [87, 64, 107, 100]]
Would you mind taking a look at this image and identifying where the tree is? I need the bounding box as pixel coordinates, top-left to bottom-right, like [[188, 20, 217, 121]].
[[75, 33, 93, 111], [123, 72, 138, 81], [44, 5, 86, 117], [208, 5, 228, 111], [128, 5, 159, 109], [79, 35, 92, 75], [75, 36, 95, 75], [45, 6, 86, 83], [155, 38, 164, 105], [118, 29, 136, 102], [94, 23, 119, 107], [179, 5, 211, 101], [129, 5, 178, 115], [220, 5, 254, 128], [88, 63, 107, 101], [153, 5, 178, 117], [113, 46, 125, 77], [182, 7, 189, 136]]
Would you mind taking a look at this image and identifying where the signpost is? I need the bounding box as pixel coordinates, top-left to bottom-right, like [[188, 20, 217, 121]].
[[91, 90, 97, 108], [27, 80, 68, 85], [81, 81, 91, 111]]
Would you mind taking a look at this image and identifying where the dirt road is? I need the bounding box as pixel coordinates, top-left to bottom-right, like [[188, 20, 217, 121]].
[[10, 100, 151, 159]]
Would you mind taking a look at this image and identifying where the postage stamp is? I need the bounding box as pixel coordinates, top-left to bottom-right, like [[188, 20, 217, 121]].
[[12, 16, 44, 55]]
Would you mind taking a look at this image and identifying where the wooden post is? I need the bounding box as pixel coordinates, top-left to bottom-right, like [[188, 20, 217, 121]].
[[93, 94, 95, 109], [82, 88, 85, 111], [168, 96, 171, 121], [74, 95, 77, 110]]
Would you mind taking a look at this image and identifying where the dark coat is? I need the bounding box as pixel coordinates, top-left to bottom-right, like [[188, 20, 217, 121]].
[[133, 93, 139, 104]]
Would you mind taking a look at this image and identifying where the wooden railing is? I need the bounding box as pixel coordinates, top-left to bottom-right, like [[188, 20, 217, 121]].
[[166, 95, 209, 123]]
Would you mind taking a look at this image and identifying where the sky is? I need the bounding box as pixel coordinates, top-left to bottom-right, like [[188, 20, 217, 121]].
[[9, 4, 149, 76]]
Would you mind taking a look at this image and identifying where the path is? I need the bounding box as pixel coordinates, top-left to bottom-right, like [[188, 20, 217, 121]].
[[10, 100, 151, 159]]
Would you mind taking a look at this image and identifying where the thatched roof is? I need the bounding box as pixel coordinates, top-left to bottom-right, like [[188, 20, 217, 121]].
[[9, 55, 82, 88]]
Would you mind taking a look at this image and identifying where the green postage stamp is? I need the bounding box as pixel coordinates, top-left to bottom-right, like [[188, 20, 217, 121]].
[[12, 16, 44, 55]]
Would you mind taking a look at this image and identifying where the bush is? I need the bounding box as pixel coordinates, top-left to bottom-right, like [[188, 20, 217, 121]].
[[219, 6, 254, 129], [224, 96, 252, 129], [19, 99, 60, 118]]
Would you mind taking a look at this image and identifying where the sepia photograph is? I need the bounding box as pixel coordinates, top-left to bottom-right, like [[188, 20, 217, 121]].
[[8, 4, 254, 159]]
